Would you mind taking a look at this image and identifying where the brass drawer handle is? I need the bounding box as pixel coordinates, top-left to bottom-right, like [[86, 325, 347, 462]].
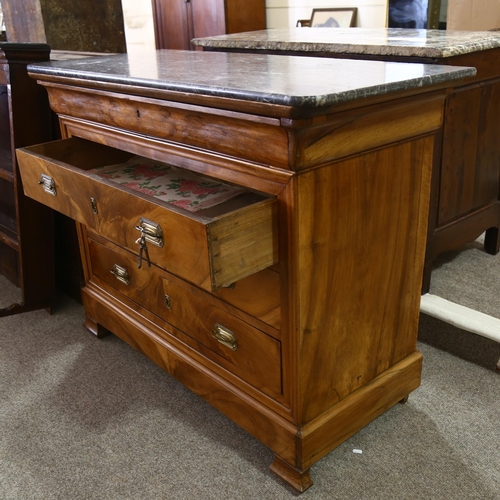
[[38, 174, 56, 196], [110, 264, 130, 285], [134, 217, 164, 248], [134, 218, 164, 269], [212, 323, 238, 351]]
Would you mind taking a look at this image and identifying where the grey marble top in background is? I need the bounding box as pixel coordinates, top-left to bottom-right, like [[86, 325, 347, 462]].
[[192, 28, 500, 59], [27, 50, 475, 108]]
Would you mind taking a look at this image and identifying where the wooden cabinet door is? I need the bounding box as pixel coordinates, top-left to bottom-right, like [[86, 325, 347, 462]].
[[191, 0, 226, 41], [438, 81, 500, 226], [225, 0, 266, 34], [152, 0, 223, 50], [152, 0, 191, 50], [475, 80, 500, 208], [152, 0, 266, 50], [438, 85, 482, 226]]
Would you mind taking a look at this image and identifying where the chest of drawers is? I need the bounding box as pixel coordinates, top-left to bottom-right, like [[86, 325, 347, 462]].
[[16, 50, 474, 491]]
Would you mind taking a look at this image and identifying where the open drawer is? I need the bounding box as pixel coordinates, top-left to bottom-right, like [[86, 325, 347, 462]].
[[16, 137, 278, 291]]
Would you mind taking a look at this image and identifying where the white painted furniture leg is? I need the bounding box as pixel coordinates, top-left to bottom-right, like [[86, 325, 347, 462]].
[[420, 294, 500, 370]]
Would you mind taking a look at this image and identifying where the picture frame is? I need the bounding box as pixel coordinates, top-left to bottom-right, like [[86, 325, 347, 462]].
[[296, 19, 311, 27], [310, 8, 357, 28]]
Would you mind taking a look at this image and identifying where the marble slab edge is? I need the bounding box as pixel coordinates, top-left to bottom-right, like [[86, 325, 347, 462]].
[[192, 29, 500, 59], [26, 61, 475, 108], [193, 38, 500, 59]]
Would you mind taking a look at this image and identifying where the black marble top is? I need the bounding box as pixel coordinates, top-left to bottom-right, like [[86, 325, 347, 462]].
[[27, 49, 475, 108], [192, 28, 500, 59]]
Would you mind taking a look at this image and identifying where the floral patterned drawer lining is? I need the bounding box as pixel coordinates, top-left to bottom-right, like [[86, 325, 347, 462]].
[[91, 156, 245, 212]]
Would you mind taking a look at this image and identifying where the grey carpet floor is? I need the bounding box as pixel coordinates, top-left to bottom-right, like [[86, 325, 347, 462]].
[[0, 239, 499, 499], [429, 233, 500, 319]]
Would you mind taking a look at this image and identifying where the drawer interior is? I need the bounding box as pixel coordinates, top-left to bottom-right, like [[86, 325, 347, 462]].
[[21, 137, 133, 172], [19, 137, 271, 216]]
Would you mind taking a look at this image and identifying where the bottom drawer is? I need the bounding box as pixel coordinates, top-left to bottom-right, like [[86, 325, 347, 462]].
[[88, 237, 282, 399], [162, 278, 282, 399]]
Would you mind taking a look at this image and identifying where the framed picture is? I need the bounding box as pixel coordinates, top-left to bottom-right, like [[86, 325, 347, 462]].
[[310, 8, 357, 28], [296, 19, 311, 27]]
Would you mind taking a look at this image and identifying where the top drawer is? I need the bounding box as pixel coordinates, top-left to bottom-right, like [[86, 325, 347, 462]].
[[16, 137, 278, 291]]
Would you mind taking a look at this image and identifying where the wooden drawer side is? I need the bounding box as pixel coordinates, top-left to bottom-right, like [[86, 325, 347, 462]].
[[208, 197, 279, 289]]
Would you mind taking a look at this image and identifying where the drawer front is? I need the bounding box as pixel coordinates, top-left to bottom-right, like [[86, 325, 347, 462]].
[[16, 146, 98, 229], [90, 182, 214, 290], [16, 138, 132, 230], [16, 137, 278, 291], [88, 238, 167, 318], [162, 278, 282, 399], [88, 236, 282, 398]]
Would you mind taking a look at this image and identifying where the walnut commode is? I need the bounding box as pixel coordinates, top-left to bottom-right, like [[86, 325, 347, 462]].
[[16, 51, 474, 491]]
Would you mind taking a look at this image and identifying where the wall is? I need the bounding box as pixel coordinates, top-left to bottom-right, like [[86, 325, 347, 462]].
[[120, 0, 156, 53], [440, 0, 448, 24], [447, 0, 500, 30], [120, 1, 389, 53], [266, 0, 388, 28]]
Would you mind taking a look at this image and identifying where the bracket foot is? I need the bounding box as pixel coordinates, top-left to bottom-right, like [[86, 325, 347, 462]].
[[270, 455, 312, 493]]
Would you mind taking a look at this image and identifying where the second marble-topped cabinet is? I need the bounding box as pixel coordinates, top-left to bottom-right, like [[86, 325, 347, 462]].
[[194, 28, 500, 291]]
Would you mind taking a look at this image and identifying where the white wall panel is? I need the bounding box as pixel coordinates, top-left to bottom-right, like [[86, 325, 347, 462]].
[[447, 0, 500, 30]]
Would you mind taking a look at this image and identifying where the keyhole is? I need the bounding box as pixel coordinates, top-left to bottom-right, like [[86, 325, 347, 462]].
[[90, 197, 98, 214], [136, 109, 141, 118]]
